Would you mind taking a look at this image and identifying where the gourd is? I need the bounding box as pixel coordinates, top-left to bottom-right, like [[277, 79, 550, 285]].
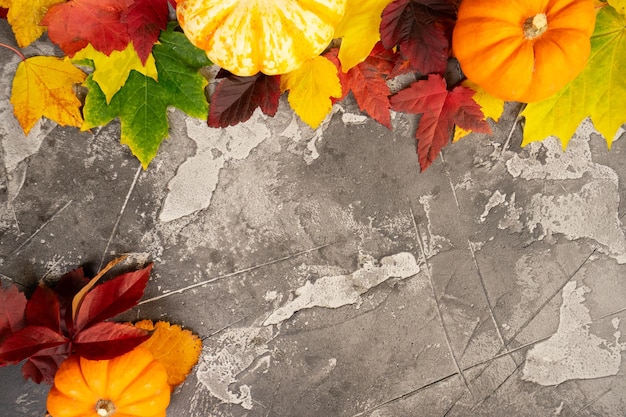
[[176, 0, 348, 76], [47, 348, 170, 417], [452, 0, 596, 103]]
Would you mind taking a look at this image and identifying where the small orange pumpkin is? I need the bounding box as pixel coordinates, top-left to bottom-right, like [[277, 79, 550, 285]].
[[176, 0, 348, 76], [47, 348, 170, 417], [452, 0, 596, 103]]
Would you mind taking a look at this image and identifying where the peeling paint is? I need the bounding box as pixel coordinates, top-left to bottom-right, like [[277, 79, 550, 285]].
[[263, 252, 419, 326], [479, 190, 506, 223], [419, 195, 452, 258], [522, 281, 625, 386]]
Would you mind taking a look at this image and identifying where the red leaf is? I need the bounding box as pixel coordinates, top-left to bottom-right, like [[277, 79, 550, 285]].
[[0, 326, 67, 363], [74, 264, 152, 332], [0, 8, 7, 19], [42, 0, 132, 56], [168, 0, 177, 7], [390, 74, 490, 171], [21, 346, 68, 384], [0, 285, 27, 344], [125, 0, 169, 64], [209, 73, 282, 128], [323, 49, 349, 102], [73, 322, 149, 360], [380, 0, 457, 74], [25, 285, 60, 332], [52, 268, 89, 333]]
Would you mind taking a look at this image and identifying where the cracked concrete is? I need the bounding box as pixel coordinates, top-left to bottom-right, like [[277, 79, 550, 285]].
[[2, 22, 626, 417]]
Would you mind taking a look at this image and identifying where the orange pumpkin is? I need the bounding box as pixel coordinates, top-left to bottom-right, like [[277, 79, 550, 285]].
[[176, 0, 347, 76], [47, 348, 170, 417], [452, 0, 596, 103]]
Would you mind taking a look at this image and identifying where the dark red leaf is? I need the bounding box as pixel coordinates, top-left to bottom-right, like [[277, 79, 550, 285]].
[[25, 285, 60, 332], [380, 0, 457, 74], [208, 73, 281, 128], [125, 0, 169, 64], [0, 8, 7, 19], [168, 0, 177, 8], [52, 268, 89, 334], [390, 74, 490, 171], [22, 350, 68, 384], [73, 322, 149, 360], [0, 285, 27, 344], [42, 0, 132, 56], [74, 264, 152, 332], [0, 326, 67, 363]]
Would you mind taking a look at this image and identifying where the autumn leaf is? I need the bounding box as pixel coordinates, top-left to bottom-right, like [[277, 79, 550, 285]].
[[608, 0, 625, 14], [2, 0, 65, 47], [334, 0, 394, 71], [0, 285, 27, 352], [82, 23, 211, 168], [73, 43, 158, 104], [281, 56, 342, 129], [125, 0, 170, 64], [10, 56, 86, 135], [522, 4, 626, 148], [380, 0, 457, 74], [208, 72, 281, 128], [42, 0, 131, 57], [453, 80, 504, 142], [135, 320, 202, 387], [391, 74, 491, 171]]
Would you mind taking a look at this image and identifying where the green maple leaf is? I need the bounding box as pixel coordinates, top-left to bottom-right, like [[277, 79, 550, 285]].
[[82, 23, 211, 168], [522, 4, 626, 148]]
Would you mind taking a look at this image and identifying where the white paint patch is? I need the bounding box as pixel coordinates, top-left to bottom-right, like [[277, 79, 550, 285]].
[[263, 252, 419, 326], [159, 111, 271, 222], [341, 112, 368, 125], [522, 281, 625, 386], [479, 190, 506, 223], [195, 326, 274, 410], [418, 195, 452, 258]]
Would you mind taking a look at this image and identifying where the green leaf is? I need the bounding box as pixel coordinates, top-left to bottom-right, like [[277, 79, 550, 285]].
[[82, 24, 211, 168], [522, 5, 626, 149]]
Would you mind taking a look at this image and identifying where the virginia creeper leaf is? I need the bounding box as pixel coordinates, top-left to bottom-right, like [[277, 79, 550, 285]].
[[22, 353, 66, 384], [380, 0, 457, 74], [135, 320, 202, 387], [125, 0, 169, 64], [522, 5, 626, 148], [10, 56, 86, 135], [334, 0, 394, 71], [3, 0, 65, 47], [281, 56, 342, 129], [0, 326, 67, 363], [74, 264, 152, 332], [25, 285, 60, 332], [0, 285, 26, 344], [208, 72, 281, 128], [453, 80, 504, 142], [73, 43, 158, 104], [390, 74, 491, 171], [73, 322, 149, 360], [42, 0, 132, 56], [82, 23, 211, 168]]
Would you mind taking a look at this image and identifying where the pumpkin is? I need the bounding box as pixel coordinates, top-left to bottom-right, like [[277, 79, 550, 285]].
[[176, 0, 348, 76], [452, 0, 596, 103], [47, 348, 170, 417]]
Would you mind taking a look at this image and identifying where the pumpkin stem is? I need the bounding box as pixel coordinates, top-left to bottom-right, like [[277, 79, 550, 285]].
[[95, 399, 116, 417], [523, 13, 548, 40]]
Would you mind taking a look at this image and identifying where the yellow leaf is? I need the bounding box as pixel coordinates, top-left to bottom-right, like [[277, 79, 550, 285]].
[[608, 0, 626, 13], [5, 0, 65, 47], [10, 56, 86, 135], [73, 43, 158, 104], [453, 80, 504, 142], [135, 320, 202, 388], [334, 0, 393, 71], [281, 56, 342, 129]]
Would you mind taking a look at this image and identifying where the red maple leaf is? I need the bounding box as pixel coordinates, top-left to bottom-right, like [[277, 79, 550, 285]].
[[380, 0, 457, 75], [0, 262, 152, 383], [390, 74, 491, 171], [125, 0, 170, 64], [208, 72, 281, 128], [42, 0, 133, 56]]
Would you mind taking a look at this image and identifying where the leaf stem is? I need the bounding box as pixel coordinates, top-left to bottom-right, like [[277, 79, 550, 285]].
[[0, 42, 25, 61]]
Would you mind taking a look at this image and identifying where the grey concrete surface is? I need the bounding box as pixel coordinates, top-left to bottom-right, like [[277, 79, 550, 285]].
[[1, 21, 626, 417]]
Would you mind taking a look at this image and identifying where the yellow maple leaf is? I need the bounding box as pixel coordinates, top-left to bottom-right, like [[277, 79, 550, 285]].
[[73, 43, 158, 104], [453, 80, 504, 142], [10, 56, 86, 135], [281, 56, 342, 129], [608, 0, 626, 13], [134, 320, 202, 388], [334, 0, 393, 71], [5, 0, 65, 47]]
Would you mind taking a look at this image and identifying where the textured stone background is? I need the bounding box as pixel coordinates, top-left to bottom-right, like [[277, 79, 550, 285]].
[[2, 21, 626, 417]]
